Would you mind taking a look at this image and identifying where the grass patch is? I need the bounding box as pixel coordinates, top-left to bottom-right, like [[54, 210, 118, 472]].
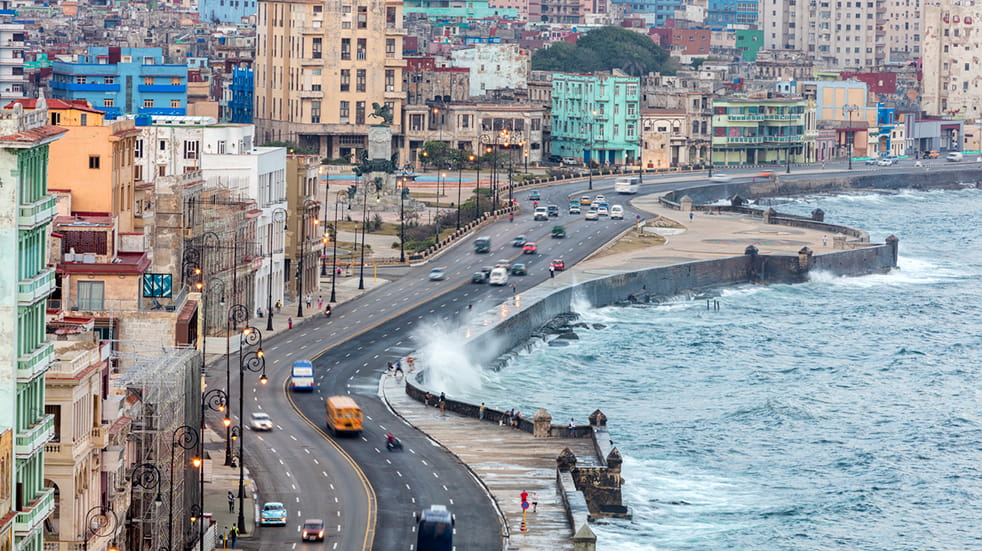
[[592, 222, 667, 259]]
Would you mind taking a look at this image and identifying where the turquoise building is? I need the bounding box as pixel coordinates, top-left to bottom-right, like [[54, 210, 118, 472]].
[[50, 47, 188, 118], [0, 98, 65, 550], [550, 72, 641, 166]]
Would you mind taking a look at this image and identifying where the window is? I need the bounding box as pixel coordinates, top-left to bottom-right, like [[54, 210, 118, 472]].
[[171, 99, 181, 108], [144, 99, 155, 108], [103, 98, 114, 108], [159, 140, 167, 151], [340, 101, 350, 124], [135, 140, 143, 158], [386, 39, 395, 56], [134, 164, 143, 181], [50, 112, 61, 125], [75, 76, 86, 84], [144, 77, 154, 85], [356, 69, 366, 92], [171, 77, 181, 85], [104, 76, 115, 84], [184, 140, 199, 160], [357, 39, 367, 60], [77, 281, 105, 310], [88, 156, 100, 169], [217, 140, 226, 154], [357, 6, 367, 28], [355, 101, 366, 125], [158, 165, 166, 176], [341, 39, 350, 60], [311, 101, 321, 123], [386, 6, 396, 26], [340, 70, 350, 92], [312, 37, 322, 59]]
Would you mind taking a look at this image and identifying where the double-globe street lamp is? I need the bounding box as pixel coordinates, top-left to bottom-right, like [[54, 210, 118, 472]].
[[236, 325, 268, 533], [396, 179, 408, 263], [198, 388, 228, 551], [266, 208, 287, 331], [83, 505, 120, 551], [480, 130, 510, 213], [319, 165, 332, 277], [224, 304, 251, 466]]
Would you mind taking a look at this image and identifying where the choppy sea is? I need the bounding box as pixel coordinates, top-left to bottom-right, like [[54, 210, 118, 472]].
[[456, 188, 982, 550]]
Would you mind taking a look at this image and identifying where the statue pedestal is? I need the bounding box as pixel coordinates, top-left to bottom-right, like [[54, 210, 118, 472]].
[[368, 125, 392, 162]]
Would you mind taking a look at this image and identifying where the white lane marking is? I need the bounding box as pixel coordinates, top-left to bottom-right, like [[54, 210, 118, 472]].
[[290, 435, 297, 441], [442, 484, 448, 491], [304, 449, 310, 454], [330, 483, 335, 490], [279, 459, 284, 465], [396, 471, 403, 478], [433, 472, 440, 479], [313, 458, 318, 464]]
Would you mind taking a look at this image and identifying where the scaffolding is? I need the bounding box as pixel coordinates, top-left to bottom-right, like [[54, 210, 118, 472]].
[[113, 344, 201, 551]]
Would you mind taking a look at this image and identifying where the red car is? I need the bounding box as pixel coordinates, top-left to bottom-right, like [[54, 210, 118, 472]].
[[523, 242, 537, 254], [550, 259, 565, 271]]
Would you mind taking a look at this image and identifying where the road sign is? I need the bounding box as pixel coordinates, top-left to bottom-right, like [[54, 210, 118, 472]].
[[521, 501, 529, 510]]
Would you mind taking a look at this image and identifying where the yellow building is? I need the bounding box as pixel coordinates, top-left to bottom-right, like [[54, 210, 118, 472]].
[[6, 99, 139, 233], [254, 0, 407, 158]]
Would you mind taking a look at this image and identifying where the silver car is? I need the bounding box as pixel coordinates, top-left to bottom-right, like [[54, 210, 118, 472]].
[[250, 412, 273, 431], [429, 267, 447, 281]]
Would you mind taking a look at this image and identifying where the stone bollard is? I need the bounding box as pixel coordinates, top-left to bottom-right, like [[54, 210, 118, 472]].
[[533, 408, 553, 437], [679, 195, 693, 213], [811, 208, 825, 221], [763, 207, 778, 224], [588, 409, 607, 428], [885, 234, 899, 267], [572, 524, 597, 551], [797, 246, 813, 272], [557, 448, 577, 472], [833, 234, 846, 250]]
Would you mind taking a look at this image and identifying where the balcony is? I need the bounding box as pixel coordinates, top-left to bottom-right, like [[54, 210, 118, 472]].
[[42, 541, 86, 551], [18, 268, 55, 306], [16, 414, 54, 459], [724, 114, 800, 122], [15, 487, 54, 536], [17, 342, 53, 382], [137, 84, 186, 93], [91, 425, 107, 449], [18, 195, 56, 229], [49, 81, 120, 92], [300, 89, 323, 99], [765, 135, 804, 143], [726, 136, 764, 143]]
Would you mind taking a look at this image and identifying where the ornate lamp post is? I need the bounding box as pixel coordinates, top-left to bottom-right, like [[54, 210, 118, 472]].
[[588, 110, 597, 191], [130, 462, 164, 549], [398, 179, 407, 262], [236, 326, 268, 533], [169, 426, 201, 551], [330, 191, 345, 302], [843, 104, 860, 170], [472, 153, 480, 218], [319, 165, 331, 276], [83, 506, 120, 551], [266, 208, 286, 331], [455, 153, 464, 229], [224, 304, 249, 465]]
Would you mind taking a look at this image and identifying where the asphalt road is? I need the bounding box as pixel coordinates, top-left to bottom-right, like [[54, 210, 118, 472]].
[[215, 158, 973, 550]]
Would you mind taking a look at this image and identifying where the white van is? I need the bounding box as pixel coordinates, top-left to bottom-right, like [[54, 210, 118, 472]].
[[946, 152, 963, 162], [488, 267, 509, 286], [610, 205, 624, 220], [614, 177, 640, 194]]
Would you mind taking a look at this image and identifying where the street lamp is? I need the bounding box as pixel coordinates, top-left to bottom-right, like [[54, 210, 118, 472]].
[[169, 425, 201, 551], [843, 104, 860, 170], [236, 326, 268, 533], [421, 150, 429, 172], [224, 304, 249, 466], [130, 462, 164, 549], [83, 505, 120, 551], [330, 191, 345, 302], [398, 178, 407, 262], [588, 110, 597, 191], [319, 165, 331, 276], [456, 153, 464, 230], [297, 199, 319, 317], [471, 153, 480, 218], [199, 388, 227, 551], [266, 208, 286, 331]]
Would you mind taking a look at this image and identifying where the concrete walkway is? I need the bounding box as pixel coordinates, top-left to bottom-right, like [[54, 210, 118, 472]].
[[201, 427, 256, 548], [381, 375, 597, 551]]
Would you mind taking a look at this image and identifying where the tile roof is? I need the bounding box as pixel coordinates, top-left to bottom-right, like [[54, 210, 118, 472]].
[[0, 124, 68, 144]]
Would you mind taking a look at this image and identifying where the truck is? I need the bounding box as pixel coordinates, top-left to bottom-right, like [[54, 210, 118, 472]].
[[474, 236, 491, 253], [325, 395, 363, 436], [614, 177, 640, 194]]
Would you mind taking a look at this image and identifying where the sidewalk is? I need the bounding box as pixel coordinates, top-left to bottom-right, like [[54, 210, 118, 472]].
[[201, 427, 256, 549]]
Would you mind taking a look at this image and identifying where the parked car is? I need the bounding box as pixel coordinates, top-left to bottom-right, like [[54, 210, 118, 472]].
[[550, 259, 566, 271], [301, 519, 325, 542], [250, 412, 274, 431], [428, 267, 446, 281], [584, 210, 599, 221], [523, 242, 537, 254], [547, 204, 560, 217], [510, 263, 527, 276], [511, 235, 527, 247], [709, 173, 733, 183], [260, 502, 288, 526]]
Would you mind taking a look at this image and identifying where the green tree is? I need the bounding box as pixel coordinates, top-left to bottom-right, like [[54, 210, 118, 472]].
[[531, 26, 675, 76], [420, 140, 455, 169]]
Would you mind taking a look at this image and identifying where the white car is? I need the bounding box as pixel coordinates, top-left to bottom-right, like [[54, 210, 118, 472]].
[[584, 210, 599, 221], [876, 158, 896, 166], [610, 205, 624, 220], [596, 205, 609, 216], [250, 412, 273, 431], [568, 204, 581, 214], [709, 173, 733, 183], [594, 194, 606, 203], [428, 267, 446, 281]]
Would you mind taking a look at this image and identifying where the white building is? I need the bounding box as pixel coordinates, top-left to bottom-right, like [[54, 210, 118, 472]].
[[0, 22, 26, 101], [450, 44, 529, 97], [131, 117, 288, 312]]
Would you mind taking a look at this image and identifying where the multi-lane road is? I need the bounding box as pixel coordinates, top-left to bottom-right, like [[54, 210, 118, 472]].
[[212, 159, 972, 550]]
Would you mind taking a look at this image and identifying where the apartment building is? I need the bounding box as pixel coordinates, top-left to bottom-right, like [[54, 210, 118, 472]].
[[0, 21, 26, 102], [711, 96, 817, 165], [922, 1, 982, 117], [0, 99, 66, 551], [886, 0, 922, 62], [551, 71, 640, 166], [50, 47, 189, 118], [759, 0, 890, 69], [254, 0, 407, 159]]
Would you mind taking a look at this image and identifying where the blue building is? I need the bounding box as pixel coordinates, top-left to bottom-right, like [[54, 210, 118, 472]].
[[199, 0, 258, 24], [228, 66, 253, 124], [50, 47, 188, 118], [706, 0, 758, 27], [613, 0, 684, 27]]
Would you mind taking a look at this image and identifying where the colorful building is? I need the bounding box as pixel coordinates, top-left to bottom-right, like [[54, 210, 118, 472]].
[[551, 71, 641, 166], [0, 98, 67, 551], [734, 29, 763, 61], [0, 21, 27, 101], [711, 97, 817, 165], [50, 47, 188, 119], [198, 0, 258, 23], [707, 0, 758, 27], [228, 66, 253, 124]]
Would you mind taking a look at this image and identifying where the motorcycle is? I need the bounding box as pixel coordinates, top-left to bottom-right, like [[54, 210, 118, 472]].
[[386, 437, 403, 452]]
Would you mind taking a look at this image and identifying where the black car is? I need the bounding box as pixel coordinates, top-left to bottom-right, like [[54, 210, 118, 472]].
[[511, 263, 527, 276], [472, 272, 488, 284], [301, 519, 325, 542], [547, 205, 559, 217]]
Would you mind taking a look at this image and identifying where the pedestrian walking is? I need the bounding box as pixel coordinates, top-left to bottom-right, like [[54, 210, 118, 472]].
[[386, 361, 394, 374], [511, 282, 518, 294], [689, 211, 694, 221], [439, 392, 446, 416], [306, 294, 312, 308], [549, 266, 555, 278], [221, 528, 228, 549], [318, 295, 323, 309], [229, 525, 239, 548], [479, 402, 485, 420], [287, 317, 293, 330], [227, 491, 235, 513], [822, 234, 828, 247], [531, 491, 539, 512], [394, 361, 404, 377], [568, 418, 576, 437], [275, 300, 282, 312]]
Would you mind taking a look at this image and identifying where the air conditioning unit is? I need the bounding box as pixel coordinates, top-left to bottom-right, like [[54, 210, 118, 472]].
[[64, 253, 75, 262]]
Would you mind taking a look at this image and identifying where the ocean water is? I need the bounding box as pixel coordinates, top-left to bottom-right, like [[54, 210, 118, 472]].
[[464, 188, 982, 550]]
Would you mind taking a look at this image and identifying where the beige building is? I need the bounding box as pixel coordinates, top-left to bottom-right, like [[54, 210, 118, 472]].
[[254, 0, 407, 158], [922, 1, 982, 117], [886, 0, 922, 62], [759, 0, 890, 69]]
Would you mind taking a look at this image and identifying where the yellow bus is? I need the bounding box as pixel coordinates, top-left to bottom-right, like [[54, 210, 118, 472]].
[[325, 396, 363, 436]]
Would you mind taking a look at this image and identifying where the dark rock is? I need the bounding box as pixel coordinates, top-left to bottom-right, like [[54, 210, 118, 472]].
[[591, 323, 607, 330], [555, 331, 579, 340], [548, 340, 570, 347]]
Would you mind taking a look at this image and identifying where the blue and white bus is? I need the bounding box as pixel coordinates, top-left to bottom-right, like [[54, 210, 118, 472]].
[[290, 361, 315, 391]]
